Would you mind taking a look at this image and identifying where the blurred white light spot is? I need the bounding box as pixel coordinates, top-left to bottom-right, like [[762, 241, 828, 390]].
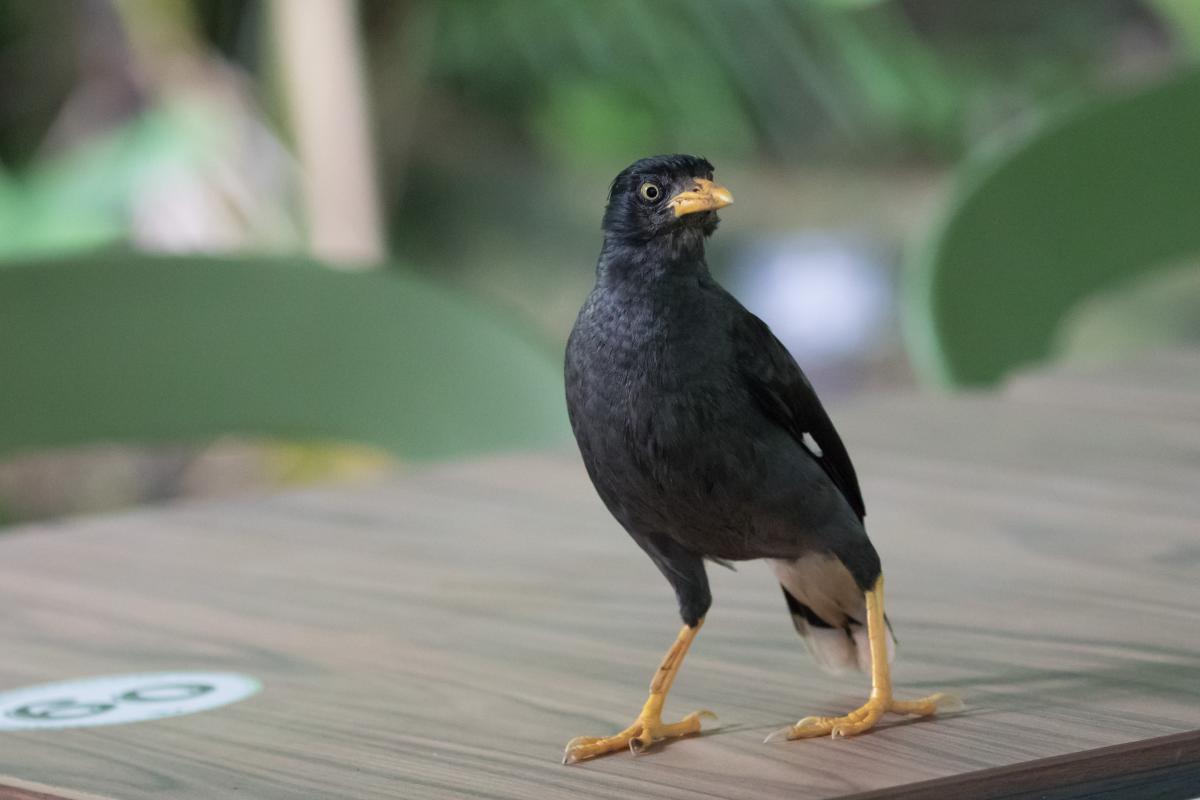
[[732, 235, 891, 369], [801, 432, 823, 457]]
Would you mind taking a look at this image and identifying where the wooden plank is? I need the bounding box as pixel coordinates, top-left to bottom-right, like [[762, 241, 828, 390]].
[[845, 730, 1200, 800], [0, 375, 1198, 798], [1003, 349, 1200, 422], [0, 788, 77, 800], [0, 785, 81, 800], [0, 776, 113, 800]]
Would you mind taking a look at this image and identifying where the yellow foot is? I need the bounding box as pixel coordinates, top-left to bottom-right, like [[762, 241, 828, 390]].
[[765, 692, 961, 742], [563, 709, 715, 764]]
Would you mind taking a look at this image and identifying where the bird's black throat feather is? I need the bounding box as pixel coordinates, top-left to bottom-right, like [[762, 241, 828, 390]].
[[597, 224, 713, 287]]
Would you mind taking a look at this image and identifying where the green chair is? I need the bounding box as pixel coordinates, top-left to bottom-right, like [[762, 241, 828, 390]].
[[904, 69, 1200, 387], [0, 253, 569, 460]]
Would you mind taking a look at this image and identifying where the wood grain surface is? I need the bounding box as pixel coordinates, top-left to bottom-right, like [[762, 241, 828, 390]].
[[1004, 348, 1200, 422], [845, 730, 1200, 799], [1, 355, 1198, 799]]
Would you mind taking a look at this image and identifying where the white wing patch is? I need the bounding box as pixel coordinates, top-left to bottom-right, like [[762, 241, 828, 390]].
[[801, 431, 823, 458]]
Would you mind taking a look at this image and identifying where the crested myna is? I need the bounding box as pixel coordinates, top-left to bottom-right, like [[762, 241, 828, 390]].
[[562, 154, 953, 764]]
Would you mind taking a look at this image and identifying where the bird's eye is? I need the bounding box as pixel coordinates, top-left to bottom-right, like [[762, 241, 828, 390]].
[[639, 182, 662, 202]]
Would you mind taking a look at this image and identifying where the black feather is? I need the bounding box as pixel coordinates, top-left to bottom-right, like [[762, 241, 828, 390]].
[[734, 313, 866, 520], [565, 155, 881, 628]]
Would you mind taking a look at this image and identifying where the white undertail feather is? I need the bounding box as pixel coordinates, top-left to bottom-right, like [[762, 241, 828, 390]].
[[768, 555, 895, 675]]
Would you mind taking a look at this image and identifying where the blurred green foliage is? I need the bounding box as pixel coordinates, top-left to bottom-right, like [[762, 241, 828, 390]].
[[0, 0, 1197, 522], [0, 0, 1196, 351], [1150, 0, 1200, 55], [0, 251, 568, 459], [0, 109, 213, 258], [421, 0, 1146, 165], [905, 68, 1200, 385], [0, 0, 1190, 265]]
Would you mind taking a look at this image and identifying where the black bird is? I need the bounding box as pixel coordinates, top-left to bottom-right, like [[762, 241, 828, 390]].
[[563, 155, 952, 764]]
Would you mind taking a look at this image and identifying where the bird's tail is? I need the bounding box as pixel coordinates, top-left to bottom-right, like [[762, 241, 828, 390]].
[[769, 556, 895, 675]]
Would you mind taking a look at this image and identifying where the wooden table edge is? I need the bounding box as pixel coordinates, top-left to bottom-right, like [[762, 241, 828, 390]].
[[5, 731, 1196, 800], [0, 776, 114, 800], [843, 729, 1200, 800]]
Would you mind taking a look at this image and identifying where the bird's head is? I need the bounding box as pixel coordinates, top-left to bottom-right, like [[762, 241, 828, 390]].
[[601, 154, 733, 245]]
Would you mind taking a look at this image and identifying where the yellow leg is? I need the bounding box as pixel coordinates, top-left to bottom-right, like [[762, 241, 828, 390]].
[[767, 576, 960, 742], [563, 620, 715, 764]]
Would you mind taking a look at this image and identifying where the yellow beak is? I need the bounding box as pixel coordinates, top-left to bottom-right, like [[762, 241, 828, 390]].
[[668, 178, 734, 218]]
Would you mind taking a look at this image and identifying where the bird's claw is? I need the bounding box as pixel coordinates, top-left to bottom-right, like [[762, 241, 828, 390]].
[[765, 692, 961, 743], [762, 726, 792, 745], [563, 709, 715, 764]]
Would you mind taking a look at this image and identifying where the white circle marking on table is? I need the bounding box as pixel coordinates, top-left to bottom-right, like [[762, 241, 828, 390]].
[[0, 672, 261, 731]]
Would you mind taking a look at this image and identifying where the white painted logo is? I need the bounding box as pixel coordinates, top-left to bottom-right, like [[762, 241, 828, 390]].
[[0, 672, 261, 731]]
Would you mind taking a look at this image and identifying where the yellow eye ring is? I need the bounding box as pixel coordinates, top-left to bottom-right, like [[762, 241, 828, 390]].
[[639, 182, 661, 202]]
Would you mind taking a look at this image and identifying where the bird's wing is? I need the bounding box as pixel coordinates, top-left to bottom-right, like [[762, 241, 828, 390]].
[[733, 311, 866, 520]]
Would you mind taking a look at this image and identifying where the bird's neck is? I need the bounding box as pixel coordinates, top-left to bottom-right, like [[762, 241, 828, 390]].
[[597, 228, 711, 288]]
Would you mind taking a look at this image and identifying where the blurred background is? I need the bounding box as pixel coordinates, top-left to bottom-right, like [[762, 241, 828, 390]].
[[1, 0, 1198, 525]]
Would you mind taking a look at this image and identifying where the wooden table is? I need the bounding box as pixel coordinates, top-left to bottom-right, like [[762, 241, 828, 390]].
[[2, 353, 1198, 799]]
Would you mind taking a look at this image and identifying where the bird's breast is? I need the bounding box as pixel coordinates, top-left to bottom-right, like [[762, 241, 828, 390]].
[[568, 295, 726, 429], [566, 289, 754, 515]]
